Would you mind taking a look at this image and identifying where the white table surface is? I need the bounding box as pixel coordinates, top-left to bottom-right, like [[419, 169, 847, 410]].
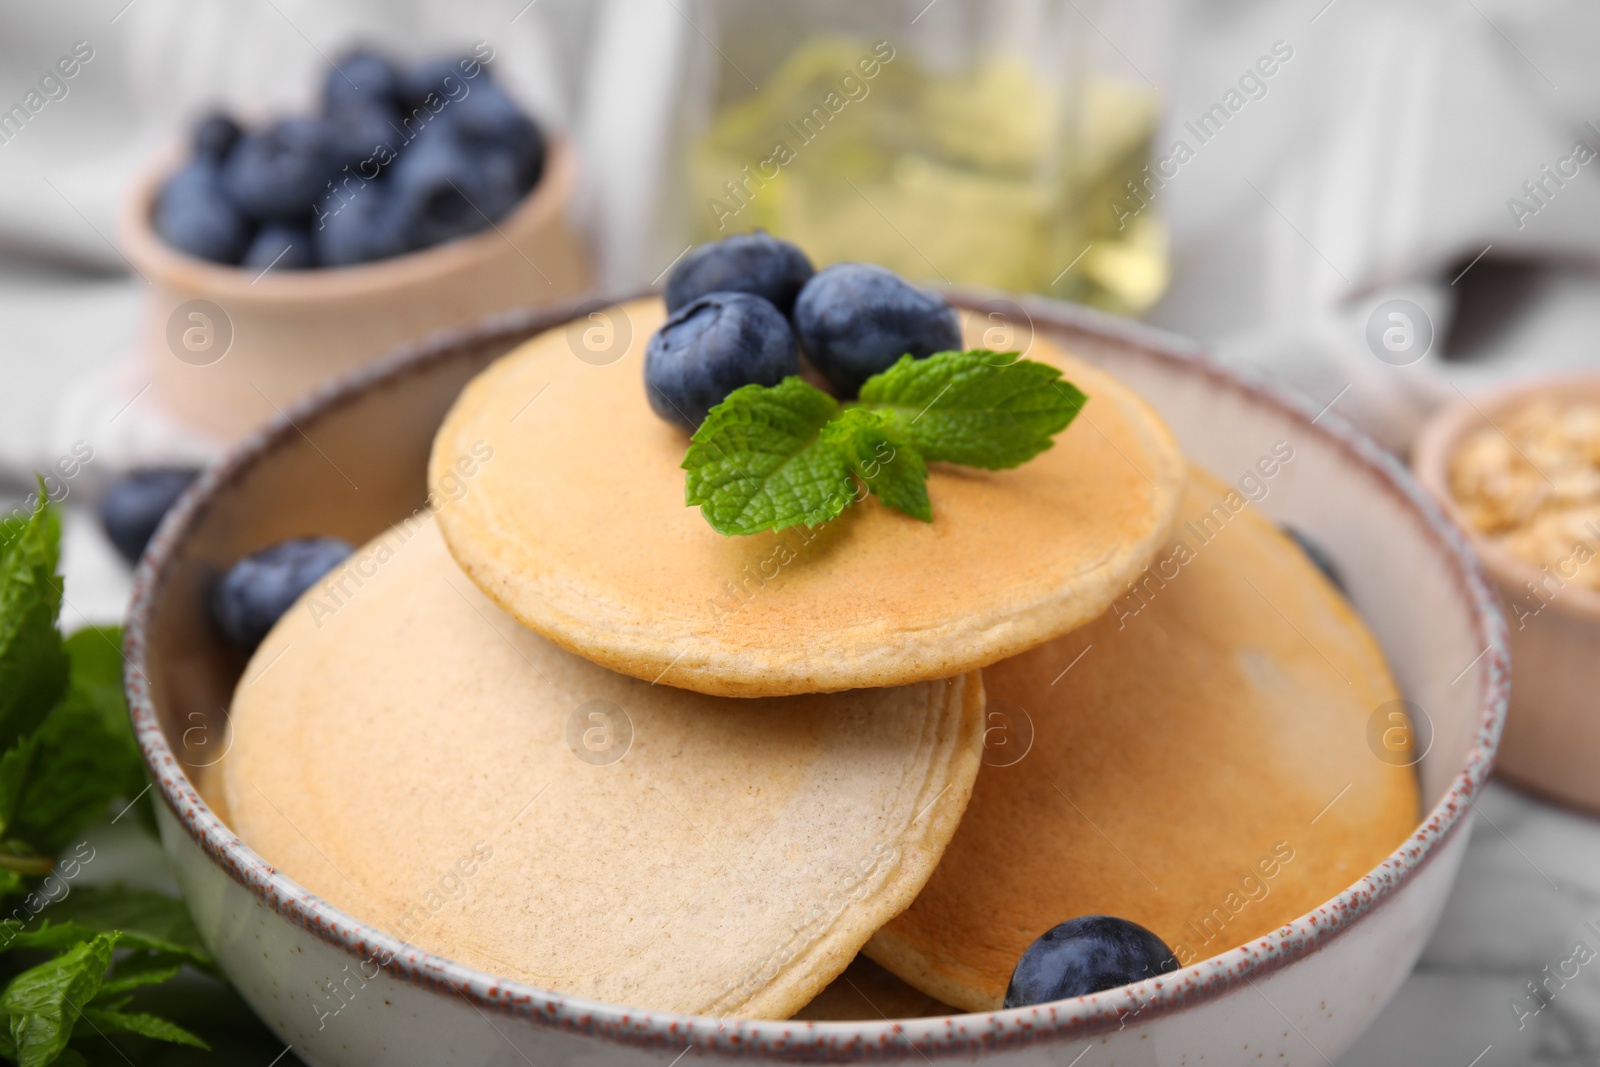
[[11, 260, 1600, 1067]]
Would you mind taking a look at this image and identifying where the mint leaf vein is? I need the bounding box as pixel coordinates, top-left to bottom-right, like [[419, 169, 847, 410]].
[[860, 351, 1088, 469], [683, 350, 1087, 535]]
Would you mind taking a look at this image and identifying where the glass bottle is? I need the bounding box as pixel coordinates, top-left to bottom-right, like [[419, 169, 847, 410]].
[[673, 0, 1170, 315]]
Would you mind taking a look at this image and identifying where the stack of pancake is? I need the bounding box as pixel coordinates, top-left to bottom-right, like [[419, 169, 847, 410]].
[[204, 300, 1417, 1018]]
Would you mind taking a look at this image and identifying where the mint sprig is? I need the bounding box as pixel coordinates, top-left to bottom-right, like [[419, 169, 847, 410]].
[[0, 489, 212, 1065], [684, 350, 1087, 535]]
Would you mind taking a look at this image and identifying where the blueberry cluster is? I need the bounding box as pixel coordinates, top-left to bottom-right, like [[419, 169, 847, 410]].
[[154, 47, 545, 270], [645, 234, 962, 432]]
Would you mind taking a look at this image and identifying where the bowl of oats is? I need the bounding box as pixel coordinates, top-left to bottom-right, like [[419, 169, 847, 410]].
[[1414, 370, 1600, 812]]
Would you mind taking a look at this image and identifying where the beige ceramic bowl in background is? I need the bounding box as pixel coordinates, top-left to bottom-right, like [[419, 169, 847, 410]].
[[1413, 369, 1600, 814], [116, 135, 591, 444]]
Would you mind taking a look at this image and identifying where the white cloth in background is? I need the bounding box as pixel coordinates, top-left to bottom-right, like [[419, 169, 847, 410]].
[[1148, 0, 1600, 449]]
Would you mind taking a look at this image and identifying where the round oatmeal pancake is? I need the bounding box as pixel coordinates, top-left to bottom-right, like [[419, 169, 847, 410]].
[[428, 297, 1185, 698], [864, 468, 1420, 1012], [206, 515, 984, 1019]]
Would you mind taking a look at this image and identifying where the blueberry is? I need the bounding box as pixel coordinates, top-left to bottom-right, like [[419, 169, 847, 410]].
[[211, 537, 354, 652], [243, 222, 314, 271], [439, 82, 544, 193], [324, 101, 401, 173], [154, 160, 254, 264], [98, 467, 201, 565], [325, 48, 402, 113], [645, 292, 800, 432], [792, 263, 961, 396], [387, 125, 518, 249], [192, 113, 242, 162], [665, 233, 815, 316], [1284, 525, 1346, 594], [312, 180, 409, 267], [402, 56, 479, 110], [1004, 916, 1179, 1009], [222, 118, 331, 221]]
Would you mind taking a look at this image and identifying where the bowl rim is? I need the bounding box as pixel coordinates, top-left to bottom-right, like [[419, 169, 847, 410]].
[[115, 131, 579, 303], [123, 292, 1510, 1060], [1411, 367, 1600, 624]]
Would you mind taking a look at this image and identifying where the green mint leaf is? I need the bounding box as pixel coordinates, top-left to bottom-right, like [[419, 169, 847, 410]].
[[681, 353, 1084, 535], [0, 626, 144, 858], [0, 899, 211, 1063], [92, 957, 183, 998], [41, 889, 211, 969], [684, 377, 855, 536], [77, 1008, 208, 1051], [63, 626, 150, 838], [61, 628, 139, 773], [0, 736, 38, 848], [0, 697, 141, 859], [0, 491, 68, 751], [2, 932, 115, 1067], [0, 920, 98, 954], [858, 350, 1088, 469], [819, 408, 931, 523]]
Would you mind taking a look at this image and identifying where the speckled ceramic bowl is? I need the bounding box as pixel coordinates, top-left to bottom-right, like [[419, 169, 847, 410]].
[[1412, 370, 1600, 815], [125, 294, 1508, 1065]]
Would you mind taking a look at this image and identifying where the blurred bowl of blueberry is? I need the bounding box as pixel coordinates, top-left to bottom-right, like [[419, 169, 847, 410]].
[[117, 45, 590, 445]]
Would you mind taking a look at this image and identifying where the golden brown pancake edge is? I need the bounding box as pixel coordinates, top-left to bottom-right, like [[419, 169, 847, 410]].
[[429, 298, 1187, 698], [206, 515, 986, 1019], [863, 467, 1420, 1011]]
